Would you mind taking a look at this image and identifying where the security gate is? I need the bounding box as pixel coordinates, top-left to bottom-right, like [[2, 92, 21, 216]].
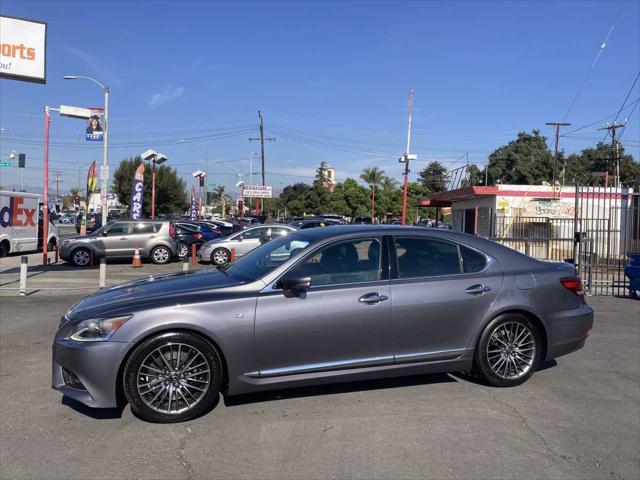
[[490, 186, 639, 296], [574, 186, 639, 296]]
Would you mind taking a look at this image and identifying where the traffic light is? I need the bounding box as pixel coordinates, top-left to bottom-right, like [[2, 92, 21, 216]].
[[18, 153, 25, 168], [237, 200, 244, 213], [199, 176, 205, 187]]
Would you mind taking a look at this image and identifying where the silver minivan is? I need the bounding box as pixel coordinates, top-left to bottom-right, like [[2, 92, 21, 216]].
[[60, 220, 178, 267]]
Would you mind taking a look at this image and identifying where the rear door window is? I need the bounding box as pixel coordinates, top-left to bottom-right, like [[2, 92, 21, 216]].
[[394, 237, 461, 278], [132, 222, 154, 234], [460, 245, 487, 273]]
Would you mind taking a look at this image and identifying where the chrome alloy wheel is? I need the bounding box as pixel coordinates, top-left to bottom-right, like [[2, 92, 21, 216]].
[[212, 249, 229, 265], [486, 321, 536, 380], [178, 243, 189, 258], [137, 343, 211, 414], [73, 249, 90, 266], [152, 247, 170, 264]]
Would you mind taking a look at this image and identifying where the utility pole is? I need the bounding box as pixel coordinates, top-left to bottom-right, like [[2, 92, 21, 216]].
[[249, 111, 275, 214], [545, 122, 571, 198], [600, 122, 623, 188], [53, 170, 63, 207], [399, 88, 415, 225]]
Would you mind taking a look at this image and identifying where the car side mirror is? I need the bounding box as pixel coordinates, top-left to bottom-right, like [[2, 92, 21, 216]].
[[101, 230, 108, 236], [279, 274, 311, 297]]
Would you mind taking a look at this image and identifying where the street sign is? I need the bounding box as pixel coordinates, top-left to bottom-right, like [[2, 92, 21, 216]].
[[0, 162, 12, 167], [100, 165, 109, 181], [243, 185, 273, 198], [208, 183, 218, 188], [59, 105, 92, 119]]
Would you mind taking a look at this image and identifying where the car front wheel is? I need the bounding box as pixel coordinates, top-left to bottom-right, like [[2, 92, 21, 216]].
[[474, 314, 542, 387], [150, 246, 171, 264], [71, 248, 91, 267], [123, 332, 222, 423], [211, 248, 230, 265]]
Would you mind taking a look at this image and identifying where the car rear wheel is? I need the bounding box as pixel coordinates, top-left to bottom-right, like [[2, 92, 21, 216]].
[[474, 313, 541, 387], [150, 246, 171, 264], [123, 332, 222, 423], [71, 248, 91, 267], [0, 242, 8, 258], [211, 248, 230, 265], [177, 243, 189, 258]]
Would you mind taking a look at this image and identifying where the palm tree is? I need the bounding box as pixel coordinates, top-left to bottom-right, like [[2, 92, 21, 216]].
[[381, 176, 398, 191], [360, 167, 386, 223]]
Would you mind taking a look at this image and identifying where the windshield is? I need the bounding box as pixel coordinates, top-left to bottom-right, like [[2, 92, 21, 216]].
[[222, 231, 313, 282]]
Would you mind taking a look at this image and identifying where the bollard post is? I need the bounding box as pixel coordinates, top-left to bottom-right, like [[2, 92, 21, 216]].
[[99, 257, 106, 289], [191, 244, 197, 268], [89, 250, 94, 268], [54, 245, 59, 264], [19, 256, 28, 296], [182, 255, 190, 272], [230, 247, 235, 262]]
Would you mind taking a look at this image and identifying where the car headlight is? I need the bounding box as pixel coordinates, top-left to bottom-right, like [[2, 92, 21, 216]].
[[69, 315, 131, 342]]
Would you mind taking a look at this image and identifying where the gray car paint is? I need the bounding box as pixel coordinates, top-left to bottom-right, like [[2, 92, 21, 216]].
[[52, 225, 594, 409], [59, 220, 177, 262]]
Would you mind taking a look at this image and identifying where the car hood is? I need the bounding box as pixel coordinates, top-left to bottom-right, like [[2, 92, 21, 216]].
[[66, 268, 244, 319]]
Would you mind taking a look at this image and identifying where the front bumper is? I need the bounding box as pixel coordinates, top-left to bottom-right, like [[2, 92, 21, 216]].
[[52, 338, 131, 409], [198, 247, 212, 263]]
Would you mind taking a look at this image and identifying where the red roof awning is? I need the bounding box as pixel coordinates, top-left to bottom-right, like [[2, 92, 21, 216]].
[[429, 186, 499, 203]]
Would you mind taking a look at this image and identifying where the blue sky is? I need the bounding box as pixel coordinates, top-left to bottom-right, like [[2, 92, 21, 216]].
[[1, 0, 639, 196]]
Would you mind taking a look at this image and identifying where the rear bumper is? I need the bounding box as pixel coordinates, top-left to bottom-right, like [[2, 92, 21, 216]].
[[52, 338, 131, 409], [545, 302, 594, 360]]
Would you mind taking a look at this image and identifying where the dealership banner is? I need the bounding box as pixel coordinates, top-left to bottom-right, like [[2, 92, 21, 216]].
[[130, 163, 145, 220], [190, 187, 197, 220], [85, 109, 104, 142], [0, 15, 47, 83], [80, 161, 98, 234]]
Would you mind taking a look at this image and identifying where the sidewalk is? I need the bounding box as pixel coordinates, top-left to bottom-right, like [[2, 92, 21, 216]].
[[0, 251, 210, 296]]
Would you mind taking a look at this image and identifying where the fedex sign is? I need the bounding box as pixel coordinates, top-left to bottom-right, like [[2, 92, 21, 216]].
[[0, 196, 37, 227]]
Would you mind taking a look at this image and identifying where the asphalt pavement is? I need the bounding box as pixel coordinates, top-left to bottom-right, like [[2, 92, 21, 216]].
[[0, 295, 638, 480]]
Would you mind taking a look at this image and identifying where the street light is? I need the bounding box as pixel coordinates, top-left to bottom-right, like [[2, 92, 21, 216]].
[[141, 149, 167, 219], [63, 75, 109, 229], [180, 139, 209, 213]]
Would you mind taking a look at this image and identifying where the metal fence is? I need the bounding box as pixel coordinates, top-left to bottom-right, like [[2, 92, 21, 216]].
[[490, 186, 639, 296]]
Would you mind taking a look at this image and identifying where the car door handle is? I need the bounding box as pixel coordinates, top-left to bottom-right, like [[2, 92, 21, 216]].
[[465, 284, 492, 295], [119, 237, 128, 240], [358, 293, 389, 305]]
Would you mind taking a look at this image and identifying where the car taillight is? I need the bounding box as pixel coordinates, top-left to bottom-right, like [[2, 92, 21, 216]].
[[169, 222, 176, 238], [560, 276, 584, 295]]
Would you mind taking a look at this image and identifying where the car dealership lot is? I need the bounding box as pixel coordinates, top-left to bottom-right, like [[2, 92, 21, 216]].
[[0, 295, 638, 480]]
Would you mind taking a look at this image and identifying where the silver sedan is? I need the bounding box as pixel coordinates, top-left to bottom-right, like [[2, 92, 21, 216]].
[[198, 224, 295, 265], [52, 225, 593, 423]]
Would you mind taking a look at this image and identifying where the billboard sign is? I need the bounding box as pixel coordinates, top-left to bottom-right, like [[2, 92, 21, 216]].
[[0, 15, 47, 84], [86, 109, 104, 141], [243, 185, 273, 198]]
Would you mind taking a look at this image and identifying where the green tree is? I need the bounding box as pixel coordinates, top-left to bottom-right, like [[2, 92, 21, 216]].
[[418, 161, 448, 193], [360, 167, 386, 220], [486, 130, 554, 185], [462, 164, 483, 187], [112, 156, 187, 217]]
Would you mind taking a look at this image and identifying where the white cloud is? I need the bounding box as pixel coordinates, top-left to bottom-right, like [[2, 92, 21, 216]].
[[148, 85, 185, 108]]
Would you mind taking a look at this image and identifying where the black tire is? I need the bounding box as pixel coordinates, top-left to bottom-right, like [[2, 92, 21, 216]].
[[177, 243, 189, 258], [0, 242, 8, 258], [150, 245, 171, 265], [47, 239, 56, 252], [123, 332, 222, 423], [71, 247, 92, 267], [474, 313, 542, 387], [211, 248, 230, 266]]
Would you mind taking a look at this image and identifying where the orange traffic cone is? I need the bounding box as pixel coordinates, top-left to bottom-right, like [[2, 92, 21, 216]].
[[132, 248, 142, 268]]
